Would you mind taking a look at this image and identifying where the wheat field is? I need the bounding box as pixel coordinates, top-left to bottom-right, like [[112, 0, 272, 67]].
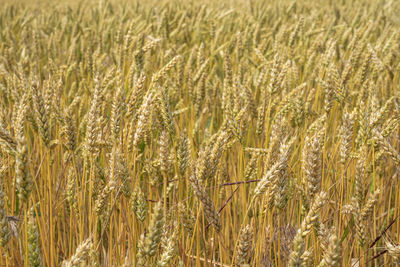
[[0, 0, 400, 266]]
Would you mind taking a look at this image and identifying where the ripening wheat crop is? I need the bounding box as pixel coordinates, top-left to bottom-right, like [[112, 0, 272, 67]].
[[0, 0, 400, 266]]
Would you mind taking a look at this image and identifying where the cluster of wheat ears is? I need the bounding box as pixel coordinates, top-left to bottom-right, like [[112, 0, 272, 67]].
[[0, 0, 400, 266]]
